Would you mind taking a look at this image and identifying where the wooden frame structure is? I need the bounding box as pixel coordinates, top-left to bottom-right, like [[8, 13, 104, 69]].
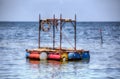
[[26, 14, 90, 61], [38, 14, 77, 52]]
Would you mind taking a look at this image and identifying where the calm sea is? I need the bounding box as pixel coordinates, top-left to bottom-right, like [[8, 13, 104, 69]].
[[0, 22, 120, 79]]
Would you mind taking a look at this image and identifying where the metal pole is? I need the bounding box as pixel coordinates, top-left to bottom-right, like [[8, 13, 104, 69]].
[[74, 14, 76, 50], [53, 14, 55, 49], [60, 14, 62, 50], [38, 14, 41, 48], [100, 28, 103, 44]]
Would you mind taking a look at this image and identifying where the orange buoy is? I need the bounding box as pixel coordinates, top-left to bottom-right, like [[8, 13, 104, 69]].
[[48, 53, 61, 60], [29, 53, 40, 59]]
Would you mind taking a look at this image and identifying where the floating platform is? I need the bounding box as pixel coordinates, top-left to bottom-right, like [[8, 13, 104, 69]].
[[25, 14, 90, 61], [26, 47, 90, 61]]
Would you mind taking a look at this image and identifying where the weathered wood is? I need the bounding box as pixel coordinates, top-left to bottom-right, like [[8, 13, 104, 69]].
[[26, 47, 84, 54], [38, 14, 41, 48], [74, 14, 76, 50]]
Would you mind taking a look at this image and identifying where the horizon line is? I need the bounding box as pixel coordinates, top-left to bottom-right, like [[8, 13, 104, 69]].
[[0, 21, 120, 22]]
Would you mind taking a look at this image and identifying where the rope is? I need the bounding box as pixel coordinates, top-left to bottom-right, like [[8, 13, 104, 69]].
[[41, 20, 51, 32], [40, 23, 74, 49], [47, 29, 74, 50], [62, 30, 74, 49], [47, 31, 59, 48]]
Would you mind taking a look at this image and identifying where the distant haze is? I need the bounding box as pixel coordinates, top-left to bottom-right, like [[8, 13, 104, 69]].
[[0, 0, 120, 21]]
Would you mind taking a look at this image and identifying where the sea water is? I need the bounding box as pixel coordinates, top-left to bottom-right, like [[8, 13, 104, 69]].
[[0, 22, 120, 79]]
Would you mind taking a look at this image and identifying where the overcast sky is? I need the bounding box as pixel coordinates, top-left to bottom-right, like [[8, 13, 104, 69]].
[[0, 0, 120, 21]]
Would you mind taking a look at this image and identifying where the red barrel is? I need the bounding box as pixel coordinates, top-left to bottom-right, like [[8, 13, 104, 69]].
[[29, 53, 40, 59], [48, 53, 61, 60]]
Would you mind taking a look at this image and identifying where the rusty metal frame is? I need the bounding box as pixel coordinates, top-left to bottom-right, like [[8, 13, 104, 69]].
[[38, 14, 77, 51]]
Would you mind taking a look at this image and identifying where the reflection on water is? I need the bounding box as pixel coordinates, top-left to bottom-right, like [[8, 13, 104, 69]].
[[27, 59, 90, 66], [26, 59, 90, 79]]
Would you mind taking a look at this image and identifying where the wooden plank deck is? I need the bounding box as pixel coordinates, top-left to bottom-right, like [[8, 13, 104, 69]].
[[26, 47, 84, 53]]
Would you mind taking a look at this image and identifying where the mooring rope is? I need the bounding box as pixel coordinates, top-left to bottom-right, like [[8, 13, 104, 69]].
[[47, 29, 74, 49], [62, 30, 74, 49]]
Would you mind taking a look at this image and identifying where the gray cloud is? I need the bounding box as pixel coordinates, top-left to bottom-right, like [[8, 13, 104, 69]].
[[0, 0, 120, 21]]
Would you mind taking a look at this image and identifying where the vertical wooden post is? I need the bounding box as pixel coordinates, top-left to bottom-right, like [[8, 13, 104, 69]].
[[53, 14, 55, 49], [74, 14, 76, 50], [100, 28, 103, 44], [60, 14, 62, 50], [38, 14, 41, 48]]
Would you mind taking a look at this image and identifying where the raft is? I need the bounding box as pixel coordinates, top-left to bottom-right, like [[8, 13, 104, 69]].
[[25, 14, 90, 61], [25, 47, 90, 61]]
